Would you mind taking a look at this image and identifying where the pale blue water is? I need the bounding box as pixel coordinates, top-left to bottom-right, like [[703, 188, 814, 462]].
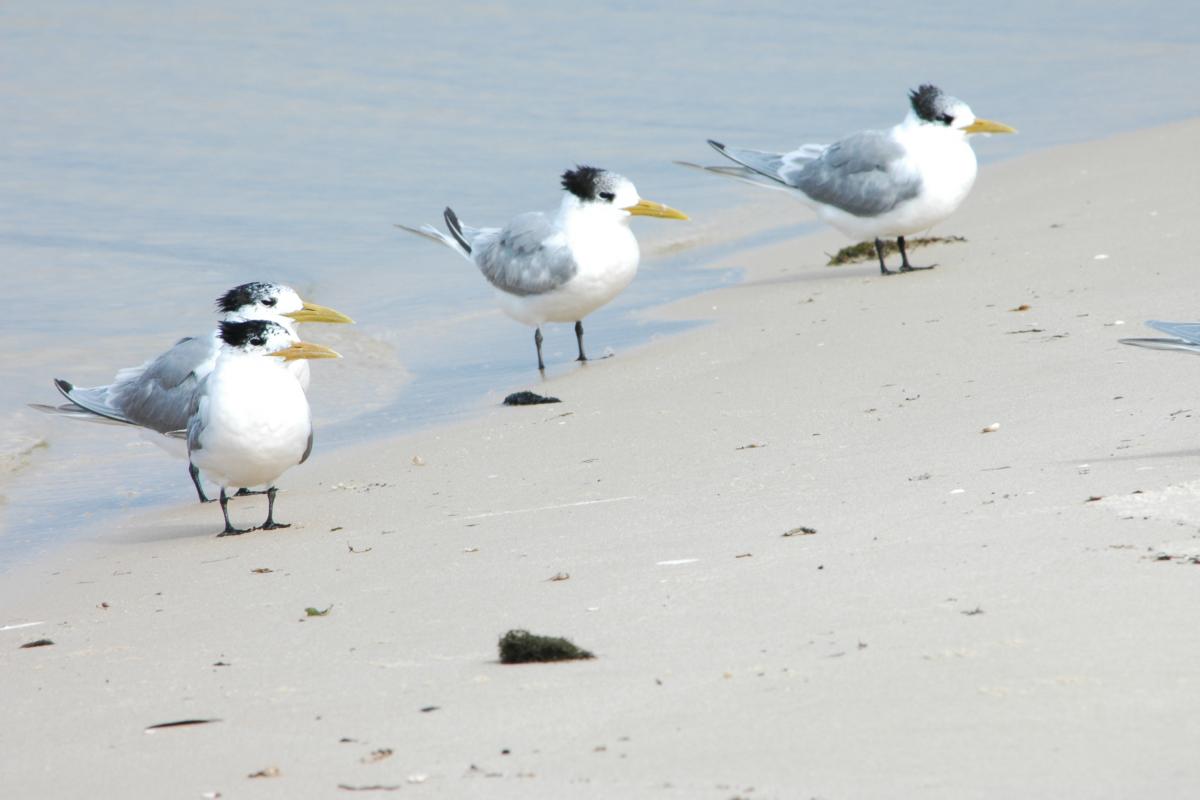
[[2, 1, 1198, 566]]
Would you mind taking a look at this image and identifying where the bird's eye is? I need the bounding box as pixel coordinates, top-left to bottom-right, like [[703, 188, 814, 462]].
[[263, 298, 277, 307], [598, 191, 616, 202], [250, 337, 265, 346], [938, 113, 954, 125]]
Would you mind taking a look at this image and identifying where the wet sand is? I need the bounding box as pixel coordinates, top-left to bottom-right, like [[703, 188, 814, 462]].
[[3, 119, 1200, 798]]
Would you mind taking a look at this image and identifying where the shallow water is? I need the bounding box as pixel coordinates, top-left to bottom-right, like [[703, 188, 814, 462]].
[[2, 1, 1198, 566]]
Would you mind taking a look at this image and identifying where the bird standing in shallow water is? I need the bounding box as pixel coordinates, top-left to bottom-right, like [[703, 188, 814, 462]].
[[398, 166, 688, 371], [34, 282, 352, 502], [187, 319, 340, 536], [684, 84, 1014, 275]]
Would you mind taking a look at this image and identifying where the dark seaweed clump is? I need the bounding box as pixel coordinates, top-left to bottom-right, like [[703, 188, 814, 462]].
[[498, 629, 594, 663], [503, 391, 561, 406]]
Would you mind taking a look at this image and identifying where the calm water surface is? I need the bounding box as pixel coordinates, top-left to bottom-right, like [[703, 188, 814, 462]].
[[2, 1, 1198, 564]]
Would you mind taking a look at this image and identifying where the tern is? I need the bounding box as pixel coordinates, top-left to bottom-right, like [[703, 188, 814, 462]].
[[34, 282, 352, 501], [683, 84, 1014, 275], [187, 319, 339, 536], [1120, 321, 1200, 354], [397, 166, 688, 370]]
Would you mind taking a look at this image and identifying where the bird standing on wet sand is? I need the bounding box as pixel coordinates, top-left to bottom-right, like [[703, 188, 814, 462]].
[[35, 282, 352, 502], [397, 166, 688, 371], [187, 319, 339, 536], [683, 84, 1015, 275]]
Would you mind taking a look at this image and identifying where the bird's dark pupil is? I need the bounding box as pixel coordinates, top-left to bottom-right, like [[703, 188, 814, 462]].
[[599, 191, 615, 202], [263, 298, 276, 306], [251, 337, 264, 346], [939, 114, 954, 125]]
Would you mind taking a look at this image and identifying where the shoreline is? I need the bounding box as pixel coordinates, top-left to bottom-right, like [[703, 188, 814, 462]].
[[5, 118, 1200, 797]]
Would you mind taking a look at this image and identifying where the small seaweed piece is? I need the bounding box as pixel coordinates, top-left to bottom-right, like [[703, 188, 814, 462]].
[[145, 719, 220, 732], [498, 629, 594, 663], [782, 526, 817, 537], [19, 638, 54, 648], [305, 605, 333, 617], [503, 391, 561, 406], [826, 235, 966, 266]]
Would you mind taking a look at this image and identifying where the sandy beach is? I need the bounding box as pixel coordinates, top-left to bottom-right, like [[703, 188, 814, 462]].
[[4, 119, 1200, 798]]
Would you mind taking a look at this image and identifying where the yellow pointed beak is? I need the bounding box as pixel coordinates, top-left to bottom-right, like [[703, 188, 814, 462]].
[[963, 118, 1016, 135], [623, 198, 689, 220], [283, 300, 355, 325], [271, 342, 342, 361]]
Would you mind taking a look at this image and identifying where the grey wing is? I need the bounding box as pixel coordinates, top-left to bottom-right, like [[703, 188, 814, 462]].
[[472, 212, 577, 296], [781, 130, 921, 217], [300, 429, 314, 464], [185, 381, 211, 455], [1145, 320, 1200, 345], [703, 140, 830, 192], [106, 335, 218, 433], [1118, 338, 1200, 355]]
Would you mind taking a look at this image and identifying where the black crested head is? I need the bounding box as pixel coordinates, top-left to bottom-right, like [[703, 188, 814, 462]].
[[219, 319, 279, 349], [561, 165, 606, 201], [215, 282, 275, 313], [909, 84, 946, 122]]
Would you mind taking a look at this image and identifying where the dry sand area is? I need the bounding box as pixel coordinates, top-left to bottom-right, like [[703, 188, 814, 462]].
[[4, 119, 1200, 798]]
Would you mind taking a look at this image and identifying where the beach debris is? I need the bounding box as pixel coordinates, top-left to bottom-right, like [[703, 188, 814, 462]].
[[347, 544, 372, 554], [656, 558, 698, 565], [144, 719, 220, 733], [19, 638, 54, 649], [420, 706, 440, 713], [782, 526, 817, 537], [248, 767, 280, 779], [548, 572, 570, 582], [361, 748, 394, 764], [498, 629, 594, 663], [0, 621, 44, 632], [305, 605, 333, 617], [1005, 327, 1045, 334], [503, 391, 561, 406], [1086, 495, 1104, 503], [338, 784, 400, 792], [98, 601, 110, 609], [1094, 254, 1109, 260], [736, 442, 766, 450], [412, 455, 426, 466], [981, 422, 1000, 433], [407, 774, 429, 784], [909, 472, 932, 481], [330, 525, 344, 532], [961, 607, 985, 616], [251, 567, 274, 574], [826, 235, 965, 266], [735, 552, 753, 559], [464, 547, 480, 553], [1009, 303, 1032, 312]]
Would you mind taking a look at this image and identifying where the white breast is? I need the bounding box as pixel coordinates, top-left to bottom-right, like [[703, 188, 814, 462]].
[[191, 357, 312, 490]]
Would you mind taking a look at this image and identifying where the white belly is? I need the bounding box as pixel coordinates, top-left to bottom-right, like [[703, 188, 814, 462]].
[[812, 136, 978, 241], [495, 227, 640, 326], [191, 361, 312, 489]]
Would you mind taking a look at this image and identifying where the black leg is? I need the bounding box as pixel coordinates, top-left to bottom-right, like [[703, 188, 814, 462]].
[[259, 486, 291, 531], [575, 320, 588, 362], [216, 488, 251, 537], [534, 327, 545, 372], [190, 462, 211, 503], [875, 238, 894, 275], [897, 236, 935, 272]]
